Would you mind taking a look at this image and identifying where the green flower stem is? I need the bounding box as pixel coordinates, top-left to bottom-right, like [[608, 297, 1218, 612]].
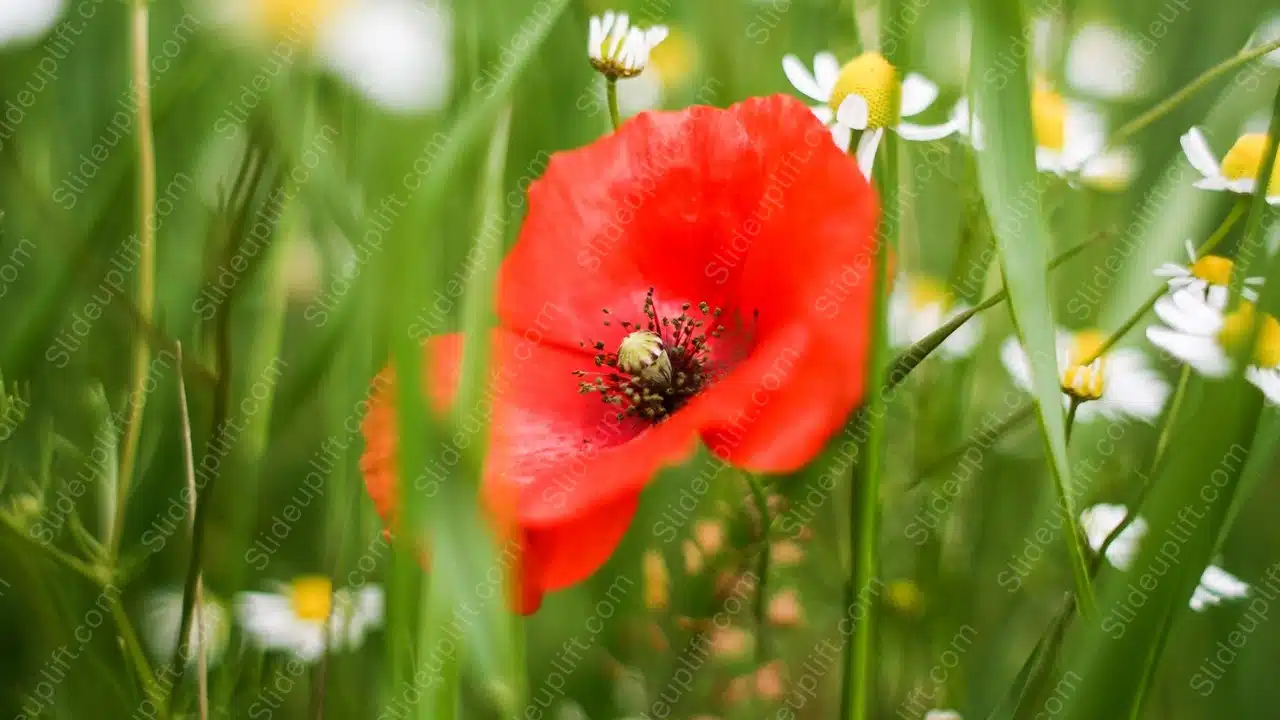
[[1065, 398, 1081, 444], [888, 230, 1108, 390], [745, 473, 772, 664], [109, 0, 158, 562], [606, 77, 621, 131], [1089, 39, 1280, 164]]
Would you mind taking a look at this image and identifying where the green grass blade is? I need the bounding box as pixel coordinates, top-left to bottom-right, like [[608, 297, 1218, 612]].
[[967, 0, 1094, 616]]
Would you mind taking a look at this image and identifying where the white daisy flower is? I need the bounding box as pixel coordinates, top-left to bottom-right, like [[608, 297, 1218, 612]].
[[781, 51, 955, 176], [1080, 503, 1146, 571], [209, 0, 453, 115], [1181, 127, 1280, 205], [1001, 329, 1169, 423], [142, 588, 231, 668], [1081, 503, 1250, 612], [1153, 239, 1262, 310], [887, 275, 982, 359], [1145, 293, 1280, 404], [0, 0, 62, 46], [588, 11, 668, 81], [1064, 23, 1149, 101], [950, 87, 1136, 190], [614, 26, 693, 117], [1191, 565, 1252, 611], [924, 711, 963, 720], [236, 577, 384, 662]]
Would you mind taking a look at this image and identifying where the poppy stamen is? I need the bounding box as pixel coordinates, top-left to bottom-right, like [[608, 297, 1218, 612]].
[[577, 288, 728, 422]]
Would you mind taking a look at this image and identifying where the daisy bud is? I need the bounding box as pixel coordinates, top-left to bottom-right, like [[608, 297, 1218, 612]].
[[11, 494, 41, 524], [682, 539, 704, 574], [1059, 330, 1108, 402], [617, 330, 673, 385], [767, 589, 804, 627], [709, 626, 752, 660], [694, 519, 725, 557], [588, 12, 668, 80], [754, 661, 785, 700], [770, 540, 804, 566]]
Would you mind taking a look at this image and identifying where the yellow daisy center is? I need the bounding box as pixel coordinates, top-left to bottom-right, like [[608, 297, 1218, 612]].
[[1220, 134, 1280, 194], [1189, 255, 1235, 286], [1060, 329, 1107, 401], [1032, 87, 1067, 152], [289, 576, 334, 622], [648, 29, 695, 85], [1218, 303, 1280, 368], [907, 276, 952, 311], [829, 52, 900, 130], [258, 0, 339, 41]]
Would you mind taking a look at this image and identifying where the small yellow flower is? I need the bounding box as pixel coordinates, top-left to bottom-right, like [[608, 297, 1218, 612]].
[[643, 550, 669, 610], [886, 579, 924, 616]]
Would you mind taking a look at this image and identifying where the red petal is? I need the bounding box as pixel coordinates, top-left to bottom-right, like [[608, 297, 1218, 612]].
[[497, 94, 876, 353]]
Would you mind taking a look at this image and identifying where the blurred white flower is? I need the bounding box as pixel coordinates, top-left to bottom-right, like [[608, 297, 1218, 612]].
[[236, 577, 384, 662], [950, 88, 1136, 190], [1081, 503, 1250, 612], [925, 711, 963, 720], [1065, 23, 1149, 101], [588, 11, 668, 81], [1181, 127, 1280, 205], [1191, 565, 1251, 611], [887, 275, 982, 360], [142, 588, 231, 668], [210, 0, 453, 115], [1001, 330, 1169, 424], [782, 51, 955, 176], [1146, 293, 1280, 404], [1153, 239, 1261, 310], [0, 0, 63, 47], [1248, 13, 1280, 67], [1080, 503, 1146, 570]]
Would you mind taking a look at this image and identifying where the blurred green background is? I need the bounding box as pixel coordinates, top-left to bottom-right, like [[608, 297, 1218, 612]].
[[1, 0, 1279, 718]]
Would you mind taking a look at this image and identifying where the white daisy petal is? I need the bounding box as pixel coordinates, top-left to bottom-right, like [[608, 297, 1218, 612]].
[[1080, 503, 1146, 571], [782, 54, 827, 102], [1200, 565, 1250, 599], [1145, 327, 1232, 376], [836, 95, 869, 131], [812, 51, 841, 93], [897, 121, 957, 142], [1180, 128, 1221, 179], [318, 0, 453, 114], [1000, 337, 1033, 391], [855, 127, 884, 178], [1065, 24, 1145, 100], [1246, 366, 1280, 404], [900, 73, 939, 118], [829, 123, 852, 152], [810, 105, 835, 125]]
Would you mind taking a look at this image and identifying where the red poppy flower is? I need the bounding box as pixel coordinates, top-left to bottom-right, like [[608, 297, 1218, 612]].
[[360, 94, 880, 614]]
